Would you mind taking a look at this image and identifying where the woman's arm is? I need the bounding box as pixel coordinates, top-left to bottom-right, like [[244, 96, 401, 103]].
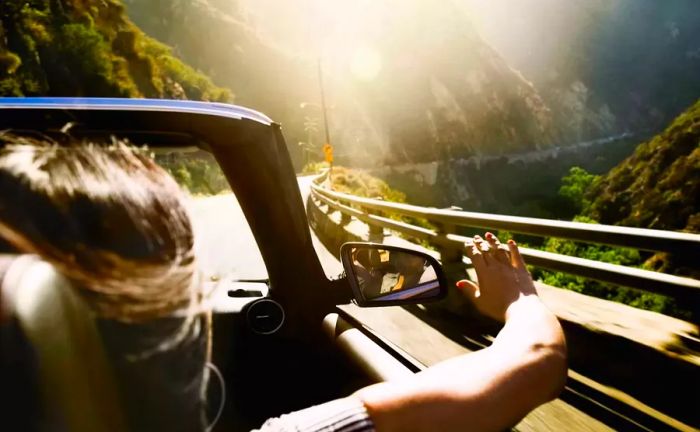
[[354, 234, 567, 432]]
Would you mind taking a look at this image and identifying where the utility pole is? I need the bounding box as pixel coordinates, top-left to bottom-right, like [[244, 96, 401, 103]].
[[300, 116, 318, 166], [318, 58, 333, 183]]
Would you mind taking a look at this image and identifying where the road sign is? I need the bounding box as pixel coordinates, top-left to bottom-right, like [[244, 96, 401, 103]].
[[323, 143, 334, 163]]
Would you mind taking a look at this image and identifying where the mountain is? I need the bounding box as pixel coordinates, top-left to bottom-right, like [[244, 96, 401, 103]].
[[333, 2, 557, 165], [369, 134, 640, 219], [585, 99, 700, 276], [0, 0, 230, 101], [123, 0, 558, 166], [586, 99, 700, 233], [122, 0, 314, 164], [466, 0, 700, 139]]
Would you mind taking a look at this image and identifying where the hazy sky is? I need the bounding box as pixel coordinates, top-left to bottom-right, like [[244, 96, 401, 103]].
[[239, 0, 591, 83], [232, 0, 698, 156], [240, 0, 696, 86]]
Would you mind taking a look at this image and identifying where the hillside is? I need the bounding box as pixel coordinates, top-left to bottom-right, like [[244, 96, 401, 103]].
[[585, 99, 700, 276], [339, 2, 557, 164], [466, 0, 700, 138], [371, 134, 640, 219], [122, 0, 313, 167], [124, 0, 557, 166], [0, 0, 230, 101]]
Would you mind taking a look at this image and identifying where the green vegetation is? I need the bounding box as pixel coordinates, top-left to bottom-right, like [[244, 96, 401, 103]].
[[0, 0, 230, 100], [559, 167, 600, 214], [301, 161, 330, 175], [328, 166, 434, 245], [585, 99, 700, 279], [525, 100, 700, 319], [330, 166, 408, 203], [526, 216, 688, 319], [586, 99, 700, 234], [157, 154, 229, 196]]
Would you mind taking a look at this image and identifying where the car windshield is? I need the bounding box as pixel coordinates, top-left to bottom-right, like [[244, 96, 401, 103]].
[[152, 147, 268, 285], [0, 137, 268, 286]]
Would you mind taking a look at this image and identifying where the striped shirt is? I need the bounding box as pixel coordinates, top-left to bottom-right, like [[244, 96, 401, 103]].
[[255, 396, 375, 432]]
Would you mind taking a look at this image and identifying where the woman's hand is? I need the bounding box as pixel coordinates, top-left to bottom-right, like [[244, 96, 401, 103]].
[[456, 232, 537, 322], [355, 232, 566, 432]]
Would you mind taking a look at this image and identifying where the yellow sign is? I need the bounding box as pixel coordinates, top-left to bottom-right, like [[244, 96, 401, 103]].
[[323, 143, 334, 163]]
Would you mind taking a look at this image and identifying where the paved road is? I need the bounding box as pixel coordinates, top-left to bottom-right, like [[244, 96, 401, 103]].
[[187, 193, 267, 281], [188, 175, 341, 281], [186, 193, 268, 312], [185, 176, 349, 310]]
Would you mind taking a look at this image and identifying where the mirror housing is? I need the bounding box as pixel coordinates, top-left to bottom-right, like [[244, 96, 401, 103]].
[[340, 242, 448, 307]]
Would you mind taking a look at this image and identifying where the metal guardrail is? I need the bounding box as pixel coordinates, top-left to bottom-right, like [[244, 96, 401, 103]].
[[310, 173, 700, 301]]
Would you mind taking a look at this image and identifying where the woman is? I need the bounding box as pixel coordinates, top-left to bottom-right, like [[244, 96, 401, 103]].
[[0, 135, 210, 431], [0, 134, 567, 432]]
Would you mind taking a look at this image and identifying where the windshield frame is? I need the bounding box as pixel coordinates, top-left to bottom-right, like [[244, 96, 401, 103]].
[[0, 97, 336, 330]]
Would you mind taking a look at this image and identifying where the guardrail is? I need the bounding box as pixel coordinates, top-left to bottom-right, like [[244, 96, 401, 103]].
[[309, 172, 700, 303]]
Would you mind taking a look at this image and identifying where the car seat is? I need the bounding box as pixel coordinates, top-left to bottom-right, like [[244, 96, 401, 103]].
[[2, 255, 126, 432]]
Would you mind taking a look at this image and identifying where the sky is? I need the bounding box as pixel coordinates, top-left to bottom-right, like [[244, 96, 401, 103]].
[[238, 0, 594, 84]]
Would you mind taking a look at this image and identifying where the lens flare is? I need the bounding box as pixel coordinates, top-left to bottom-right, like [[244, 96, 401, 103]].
[[351, 47, 382, 82]]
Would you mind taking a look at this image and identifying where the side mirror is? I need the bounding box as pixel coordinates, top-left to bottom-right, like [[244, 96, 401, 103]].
[[340, 242, 448, 307]]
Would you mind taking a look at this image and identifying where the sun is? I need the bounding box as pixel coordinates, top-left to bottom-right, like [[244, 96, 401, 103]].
[[350, 46, 382, 82]]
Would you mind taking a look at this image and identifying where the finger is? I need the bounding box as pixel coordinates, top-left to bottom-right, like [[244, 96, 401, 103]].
[[464, 241, 486, 271], [508, 239, 527, 269], [494, 244, 512, 266], [485, 232, 512, 265], [456, 279, 480, 300], [473, 235, 492, 266], [485, 232, 501, 249], [474, 235, 490, 254]]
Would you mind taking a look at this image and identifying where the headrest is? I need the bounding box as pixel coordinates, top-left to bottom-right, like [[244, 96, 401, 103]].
[[4, 256, 125, 432]]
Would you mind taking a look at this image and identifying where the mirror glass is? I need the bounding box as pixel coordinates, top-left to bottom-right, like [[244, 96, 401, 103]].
[[347, 246, 441, 302]]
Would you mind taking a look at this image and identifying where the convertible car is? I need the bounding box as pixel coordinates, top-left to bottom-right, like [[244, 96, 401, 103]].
[[0, 98, 447, 431]]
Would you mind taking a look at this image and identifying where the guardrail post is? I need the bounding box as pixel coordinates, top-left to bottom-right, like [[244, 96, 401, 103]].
[[433, 222, 470, 315], [369, 223, 384, 243], [368, 197, 385, 243]]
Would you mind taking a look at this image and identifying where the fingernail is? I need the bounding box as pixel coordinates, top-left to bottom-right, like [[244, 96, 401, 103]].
[[508, 239, 516, 245], [486, 232, 493, 238], [456, 280, 466, 289]]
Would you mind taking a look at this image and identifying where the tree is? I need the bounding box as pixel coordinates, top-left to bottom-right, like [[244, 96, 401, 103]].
[[559, 166, 599, 214]]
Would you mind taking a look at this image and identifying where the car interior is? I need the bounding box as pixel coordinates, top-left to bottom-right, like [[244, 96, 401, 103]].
[[0, 100, 445, 431]]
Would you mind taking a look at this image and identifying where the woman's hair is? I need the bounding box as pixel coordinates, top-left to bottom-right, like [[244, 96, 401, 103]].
[[0, 134, 199, 323]]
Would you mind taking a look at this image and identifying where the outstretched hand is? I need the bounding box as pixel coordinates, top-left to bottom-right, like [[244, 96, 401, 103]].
[[355, 232, 566, 432], [456, 232, 537, 322]]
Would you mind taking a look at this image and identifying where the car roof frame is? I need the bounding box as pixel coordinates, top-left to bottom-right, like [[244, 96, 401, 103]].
[[0, 97, 341, 332]]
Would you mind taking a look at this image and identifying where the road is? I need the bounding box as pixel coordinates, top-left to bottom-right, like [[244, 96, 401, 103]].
[[186, 193, 268, 312], [185, 176, 351, 311], [187, 193, 267, 281], [187, 176, 347, 282]]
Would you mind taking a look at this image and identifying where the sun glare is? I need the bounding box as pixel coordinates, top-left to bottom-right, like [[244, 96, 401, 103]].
[[351, 46, 382, 82]]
